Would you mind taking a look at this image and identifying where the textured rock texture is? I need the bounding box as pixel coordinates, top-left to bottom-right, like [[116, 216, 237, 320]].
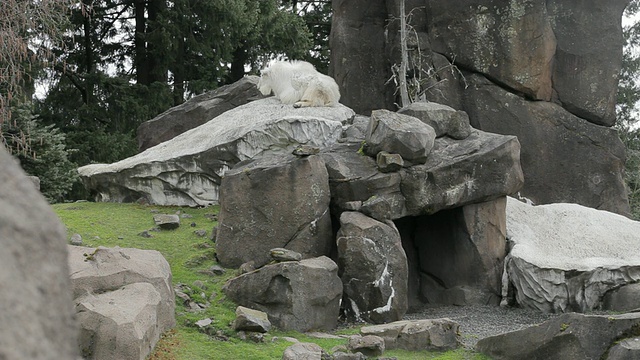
[[80, 98, 354, 206], [503, 197, 640, 313], [0, 147, 79, 360]]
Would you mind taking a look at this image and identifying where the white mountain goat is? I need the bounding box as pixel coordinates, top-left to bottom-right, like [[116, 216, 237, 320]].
[[257, 60, 341, 108]]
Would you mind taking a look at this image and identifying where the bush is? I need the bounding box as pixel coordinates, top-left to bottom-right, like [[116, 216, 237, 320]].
[[1, 105, 78, 202]]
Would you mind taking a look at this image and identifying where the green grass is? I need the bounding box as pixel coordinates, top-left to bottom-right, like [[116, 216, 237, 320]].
[[53, 202, 490, 360]]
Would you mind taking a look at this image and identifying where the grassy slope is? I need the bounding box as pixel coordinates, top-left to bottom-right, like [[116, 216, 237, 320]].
[[53, 202, 489, 360]]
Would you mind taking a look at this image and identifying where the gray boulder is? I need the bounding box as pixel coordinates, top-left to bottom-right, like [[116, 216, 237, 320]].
[[476, 312, 640, 360], [324, 129, 523, 220], [79, 98, 354, 206], [282, 342, 330, 360], [465, 74, 629, 216], [398, 102, 471, 140], [222, 256, 343, 332], [346, 335, 385, 358], [76, 282, 163, 360], [216, 154, 332, 268], [364, 109, 436, 164], [68, 246, 176, 332], [137, 75, 266, 151], [0, 147, 79, 360], [233, 306, 271, 333], [503, 197, 640, 313], [607, 337, 640, 360], [337, 212, 408, 324], [602, 283, 640, 312], [360, 319, 461, 351]]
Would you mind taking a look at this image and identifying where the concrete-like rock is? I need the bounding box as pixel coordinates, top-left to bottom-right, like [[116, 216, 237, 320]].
[[365, 109, 436, 164], [68, 246, 175, 330], [233, 306, 271, 333], [222, 256, 343, 332], [337, 212, 408, 324], [360, 319, 461, 351], [503, 197, 640, 312], [0, 147, 79, 360], [79, 98, 354, 206], [216, 154, 332, 268], [153, 214, 180, 229], [136, 75, 266, 151], [398, 102, 471, 139], [76, 282, 162, 360], [476, 312, 640, 360]]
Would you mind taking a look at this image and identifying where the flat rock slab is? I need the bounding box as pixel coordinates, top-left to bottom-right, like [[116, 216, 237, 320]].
[[361, 319, 461, 351], [504, 197, 640, 312], [79, 98, 355, 206]]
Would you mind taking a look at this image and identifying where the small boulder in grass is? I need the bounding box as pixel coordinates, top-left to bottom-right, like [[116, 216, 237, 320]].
[[153, 214, 180, 230], [233, 306, 271, 333], [282, 343, 330, 360], [347, 335, 386, 358]]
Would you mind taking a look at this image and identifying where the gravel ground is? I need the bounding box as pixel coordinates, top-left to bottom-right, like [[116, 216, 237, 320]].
[[403, 305, 560, 349]]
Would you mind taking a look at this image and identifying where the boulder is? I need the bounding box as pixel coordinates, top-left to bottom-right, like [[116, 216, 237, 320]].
[[475, 312, 640, 360], [426, 0, 556, 101], [233, 306, 271, 333], [324, 129, 524, 219], [503, 197, 640, 312], [346, 335, 385, 358], [364, 109, 436, 164], [0, 148, 79, 360], [215, 153, 332, 268], [547, 0, 628, 125], [76, 282, 163, 360], [79, 98, 354, 206], [607, 337, 640, 360], [68, 246, 176, 331], [398, 102, 471, 139], [282, 342, 330, 360], [465, 74, 629, 216], [602, 283, 640, 312], [337, 212, 408, 324], [360, 319, 461, 351], [222, 256, 343, 332], [153, 213, 180, 229], [136, 75, 266, 151], [376, 151, 403, 173], [412, 197, 507, 306]]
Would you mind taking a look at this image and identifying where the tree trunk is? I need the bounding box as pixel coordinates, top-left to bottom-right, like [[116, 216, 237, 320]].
[[229, 40, 249, 83], [134, 0, 148, 85], [147, 0, 168, 84]]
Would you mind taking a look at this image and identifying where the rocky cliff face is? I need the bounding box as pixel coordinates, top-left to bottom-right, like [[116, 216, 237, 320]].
[[330, 0, 631, 216]]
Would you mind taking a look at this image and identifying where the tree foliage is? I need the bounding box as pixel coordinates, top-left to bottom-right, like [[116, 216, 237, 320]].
[[618, 0, 640, 219]]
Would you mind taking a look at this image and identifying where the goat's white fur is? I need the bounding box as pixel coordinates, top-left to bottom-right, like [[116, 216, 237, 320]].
[[257, 60, 340, 108]]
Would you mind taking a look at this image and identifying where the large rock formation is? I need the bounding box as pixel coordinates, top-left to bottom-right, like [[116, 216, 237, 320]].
[[68, 245, 176, 359], [0, 148, 79, 359], [216, 153, 332, 268], [330, 0, 631, 215], [476, 312, 640, 360], [136, 75, 266, 151], [79, 98, 354, 206], [503, 197, 640, 313]]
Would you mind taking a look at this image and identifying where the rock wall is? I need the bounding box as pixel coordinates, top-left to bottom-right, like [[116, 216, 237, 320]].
[[330, 0, 631, 215]]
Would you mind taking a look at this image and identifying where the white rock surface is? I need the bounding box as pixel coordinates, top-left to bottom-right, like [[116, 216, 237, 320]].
[[504, 197, 640, 312], [79, 98, 355, 206]]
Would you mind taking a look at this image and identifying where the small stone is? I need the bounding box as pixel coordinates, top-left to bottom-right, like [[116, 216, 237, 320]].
[[190, 222, 197, 227], [138, 230, 153, 238], [209, 265, 226, 275], [233, 306, 272, 333], [70, 233, 83, 246], [376, 151, 404, 173], [153, 214, 180, 230], [239, 261, 256, 274], [194, 229, 207, 237], [181, 213, 194, 219], [347, 335, 385, 358], [270, 248, 302, 262], [192, 280, 205, 289], [292, 145, 320, 156]]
